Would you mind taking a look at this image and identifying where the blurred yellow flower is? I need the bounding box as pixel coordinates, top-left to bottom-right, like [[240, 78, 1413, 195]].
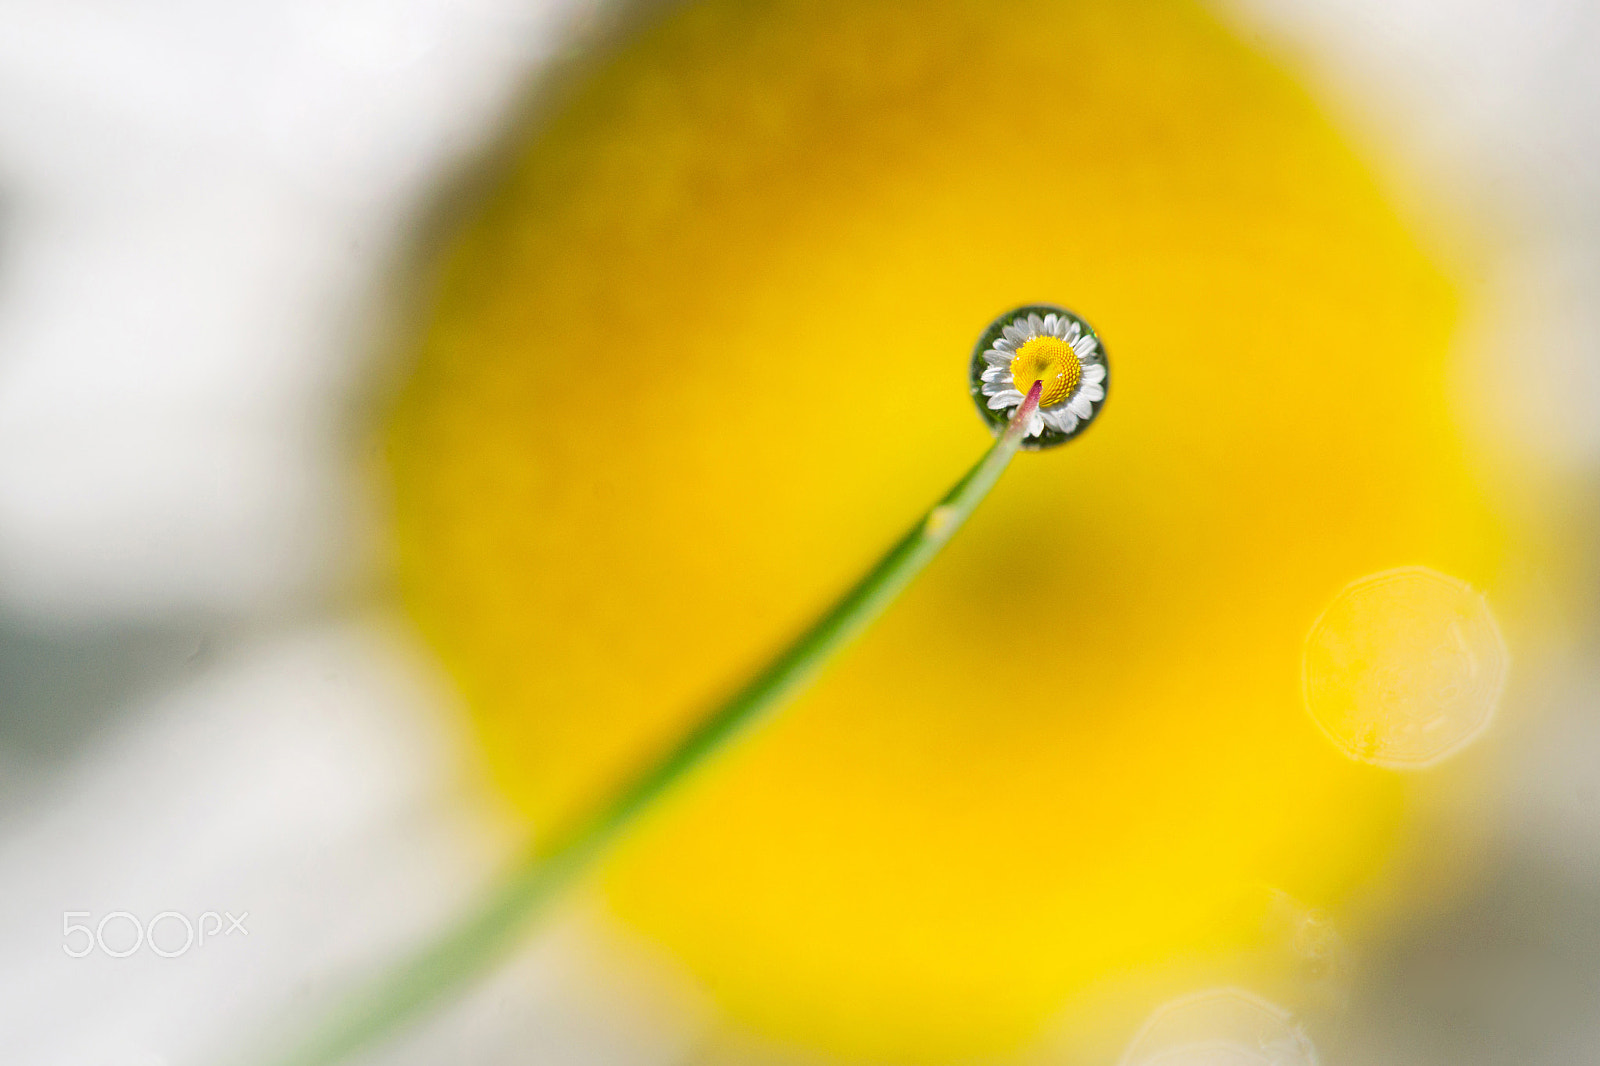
[[390, 0, 1518, 1059]]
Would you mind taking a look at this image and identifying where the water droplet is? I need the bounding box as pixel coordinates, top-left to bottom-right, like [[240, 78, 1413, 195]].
[[1121, 988, 1318, 1066], [1302, 566, 1507, 769], [969, 304, 1108, 449], [924, 504, 959, 539]]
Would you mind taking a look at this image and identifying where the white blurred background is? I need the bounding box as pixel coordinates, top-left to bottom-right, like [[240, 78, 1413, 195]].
[[1, 1, 1598, 1063]]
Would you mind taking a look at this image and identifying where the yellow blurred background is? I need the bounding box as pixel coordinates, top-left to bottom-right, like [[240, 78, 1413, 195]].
[[389, 0, 1544, 1060]]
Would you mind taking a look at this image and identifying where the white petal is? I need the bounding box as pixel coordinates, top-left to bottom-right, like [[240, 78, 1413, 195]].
[[1080, 383, 1105, 402], [1042, 407, 1077, 433], [1027, 412, 1045, 437], [992, 337, 1015, 353], [1065, 321, 1081, 342], [983, 349, 1011, 368], [1082, 363, 1106, 383], [1069, 394, 1094, 419], [1073, 335, 1098, 357], [1042, 312, 1059, 335], [987, 390, 1023, 410], [1002, 324, 1028, 345]]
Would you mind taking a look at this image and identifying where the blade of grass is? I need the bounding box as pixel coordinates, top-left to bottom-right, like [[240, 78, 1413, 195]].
[[259, 381, 1045, 1066]]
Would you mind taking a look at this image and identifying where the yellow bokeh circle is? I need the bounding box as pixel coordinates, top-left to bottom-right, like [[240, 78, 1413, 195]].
[[1303, 566, 1508, 769]]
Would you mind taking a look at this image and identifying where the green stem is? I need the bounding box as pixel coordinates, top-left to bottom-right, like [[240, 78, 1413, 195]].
[[261, 382, 1044, 1066]]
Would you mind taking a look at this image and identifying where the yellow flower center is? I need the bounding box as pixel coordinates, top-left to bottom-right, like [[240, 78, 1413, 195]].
[[1010, 335, 1081, 407]]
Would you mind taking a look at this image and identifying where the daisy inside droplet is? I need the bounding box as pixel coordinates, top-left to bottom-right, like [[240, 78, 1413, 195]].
[[970, 304, 1108, 448]]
